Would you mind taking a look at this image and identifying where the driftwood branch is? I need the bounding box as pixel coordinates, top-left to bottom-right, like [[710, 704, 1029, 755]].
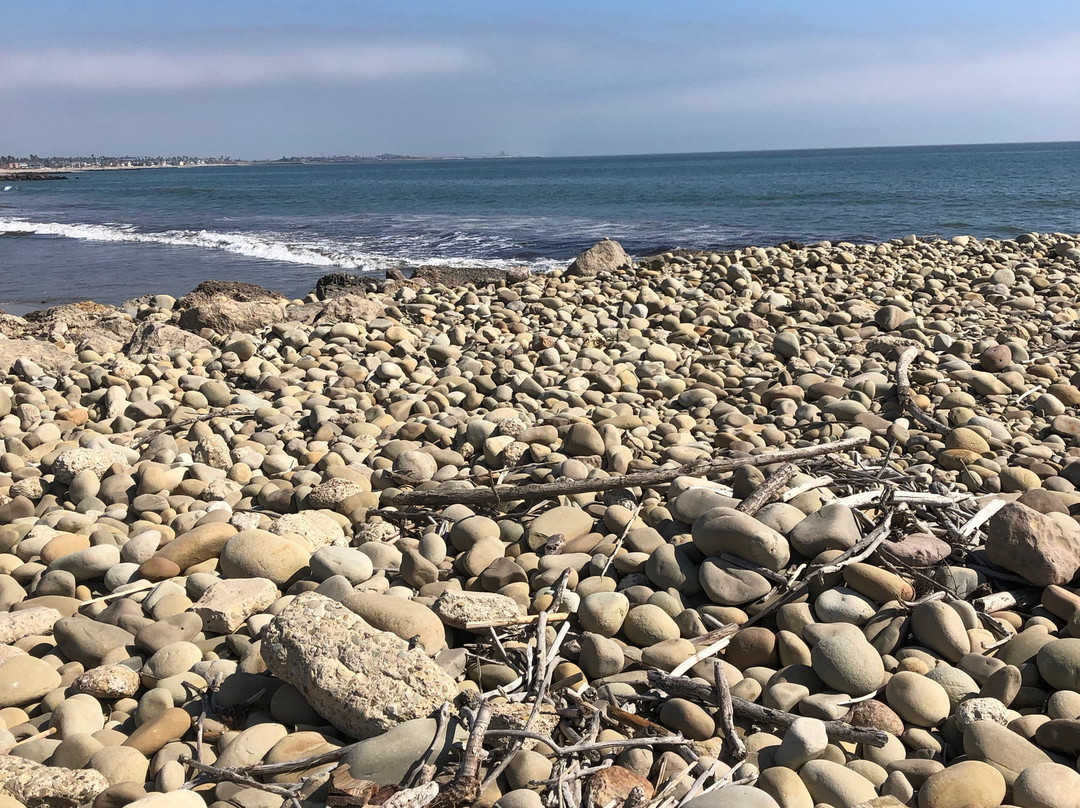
[[736, 462, 797, 515], [739, 512, 894, 630], [896, 345, 950, 434], [647, 671, 889, 748], [712, 660, 746, 761], [387, 436, 869, 508]]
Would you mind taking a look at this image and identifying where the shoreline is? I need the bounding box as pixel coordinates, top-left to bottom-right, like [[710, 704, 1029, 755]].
[[1, 233, 1080, 806]]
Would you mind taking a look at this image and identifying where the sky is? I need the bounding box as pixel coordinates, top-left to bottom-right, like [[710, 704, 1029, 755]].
[[2, 1, 1078, 159]]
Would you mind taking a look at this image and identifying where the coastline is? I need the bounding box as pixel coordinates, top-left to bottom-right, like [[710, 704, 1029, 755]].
[[1, 233, 1080, 805]]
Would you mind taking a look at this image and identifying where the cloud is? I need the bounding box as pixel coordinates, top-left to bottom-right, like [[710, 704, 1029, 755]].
[[0, 39, 486, 90]]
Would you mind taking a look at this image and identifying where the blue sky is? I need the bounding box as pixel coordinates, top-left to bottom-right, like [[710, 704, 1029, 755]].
[[2, 1, 1078, 158]]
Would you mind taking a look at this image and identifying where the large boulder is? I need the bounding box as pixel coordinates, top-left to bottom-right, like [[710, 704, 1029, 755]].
[[22, 301, 135, 346], [566, 239, 632, 277], [985, 502, 1080, 586], [124, 322, 212, 356], [175, 280, 289, 335], [261, 592, 456, 739], [313, 272, 379, 300]]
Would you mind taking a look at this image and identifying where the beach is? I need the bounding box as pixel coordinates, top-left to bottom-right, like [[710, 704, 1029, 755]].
[[2, 232, 1080, 807]]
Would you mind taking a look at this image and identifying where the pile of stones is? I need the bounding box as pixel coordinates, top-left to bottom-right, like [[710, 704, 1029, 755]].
[[0, 233, 1079, 808]]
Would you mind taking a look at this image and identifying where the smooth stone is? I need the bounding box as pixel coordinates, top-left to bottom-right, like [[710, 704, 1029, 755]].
[[775, 716, 828, 770], [0, 655, 62, 707], [658, 698, 714, 741], [54, 615, 136, 667], [963, 718, 1052, 786], [123, 707, 192, 755], [336, 717, 467, 785], [215, 723, 289, 768], [340, 591, 447, 655], [220, 530, 311, 587], [910, 601, 971, 663], [51, 693, 106, 738], [798, 759, 877, 807], [699, 558, 772, 606], [885, 672, 950, 727], [525, 506, 595, 551], [1037, 638, 1080, 690], [692, 507, 790, 571], [309, 546, 374, 585], [622, 604, 680, 647], [789, 503, 861, 557], [578, 633, 625, 679], [917, 759, 1005, 808], [682, 786, 780, 807], [578, 592, 630, 637], [88, 745, 150, 787], [811, 634, 885, 697], [1011, 761, 1080, 808]]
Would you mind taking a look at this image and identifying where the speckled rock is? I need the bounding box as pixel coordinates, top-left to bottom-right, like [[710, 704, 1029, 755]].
[[261, 592, 457, 739]]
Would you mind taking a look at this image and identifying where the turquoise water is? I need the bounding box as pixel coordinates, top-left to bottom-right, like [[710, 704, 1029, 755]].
[[1, 142, 1077, 307]]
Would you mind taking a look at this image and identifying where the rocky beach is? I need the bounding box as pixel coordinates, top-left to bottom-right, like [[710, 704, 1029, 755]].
[[2, 233, 1080, 808]]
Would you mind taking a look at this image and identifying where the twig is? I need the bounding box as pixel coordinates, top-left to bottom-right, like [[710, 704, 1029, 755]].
[[646, 671, 889, 748], [712, 660, 746, 761], [736, 462, 797, 515], [388, 436, 870, 507], [780, 475, 833, 502], [483, 731, 688, 757], [465, 613, 570, 630], [895, 345, 950, 434], [181, 758, 303, 808], [600, 502, 644, 577], [79, 578, 156, 606], [669, 626, 737, 678], [404, 702, 452, 788], [10, 727, 57, 747]]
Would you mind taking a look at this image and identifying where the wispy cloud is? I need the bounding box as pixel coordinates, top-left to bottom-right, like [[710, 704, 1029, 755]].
[[0, 40, 486, 90]]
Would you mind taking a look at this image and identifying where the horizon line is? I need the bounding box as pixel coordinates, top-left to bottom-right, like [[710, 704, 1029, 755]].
[[7, 138, 1078, 166]]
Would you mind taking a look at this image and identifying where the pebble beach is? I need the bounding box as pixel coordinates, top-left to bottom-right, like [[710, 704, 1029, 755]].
[[2, 232, 1080, 808]]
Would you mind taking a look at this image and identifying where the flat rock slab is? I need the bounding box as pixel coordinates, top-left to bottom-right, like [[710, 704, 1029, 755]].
[[432, 590, 524, 629], [261, 591, 456, 740], [191, 577, 278, 634]]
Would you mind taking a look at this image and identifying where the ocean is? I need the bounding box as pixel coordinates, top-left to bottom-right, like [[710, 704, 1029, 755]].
[[1, 141, 1077, 311]]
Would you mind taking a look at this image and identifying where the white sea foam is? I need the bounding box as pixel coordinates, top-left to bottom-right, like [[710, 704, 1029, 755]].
[[0, 216, 566, 274]]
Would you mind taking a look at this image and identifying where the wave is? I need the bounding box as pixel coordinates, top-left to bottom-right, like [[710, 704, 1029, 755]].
[[0, 216, 569, 274]]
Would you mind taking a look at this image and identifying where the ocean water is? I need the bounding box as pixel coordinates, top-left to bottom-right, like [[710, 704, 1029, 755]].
[[1, 141, 1078, 310]]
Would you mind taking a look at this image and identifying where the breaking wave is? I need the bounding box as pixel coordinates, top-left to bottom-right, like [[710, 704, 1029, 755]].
[[0, 216, 568, 274]]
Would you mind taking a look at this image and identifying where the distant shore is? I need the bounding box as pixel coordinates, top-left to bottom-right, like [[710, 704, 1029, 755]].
[[0, 163, 247, 179]]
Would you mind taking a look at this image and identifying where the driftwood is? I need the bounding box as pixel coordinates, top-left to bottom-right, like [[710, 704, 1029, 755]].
[[736, 462, 797, 515], [388, 436, 870, 508], [712, 660, 746, 761], [896, 345, 950, 434], [647, 671, 890, 749], [739, 512, 895, 631]]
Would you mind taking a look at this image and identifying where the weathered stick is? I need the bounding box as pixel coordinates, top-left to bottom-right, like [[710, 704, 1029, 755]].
[[739, 512, 894, 631], [647, 671, 889, 748], [712, 660, 746, 761], [669, 626, 737, 678], [483, 730, 689, 757], [896, 345, 950, 434], [182, 758, 303, 806], [465, 613, 570, 630], [736, 462, 797, 515], [387, 437, 870, 508]]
